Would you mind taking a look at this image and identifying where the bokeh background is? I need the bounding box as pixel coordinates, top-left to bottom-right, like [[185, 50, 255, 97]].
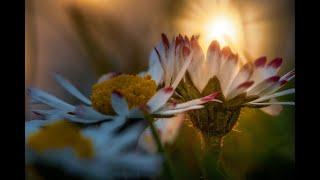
[[25, 0, 295, 179]]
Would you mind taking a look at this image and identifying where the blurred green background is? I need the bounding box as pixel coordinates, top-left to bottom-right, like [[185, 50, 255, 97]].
[[25, 0, 294, 179]]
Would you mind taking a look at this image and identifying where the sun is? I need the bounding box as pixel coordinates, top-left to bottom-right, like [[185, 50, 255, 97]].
[[204, 15, 239, 48], [177, 0, 245, 52]]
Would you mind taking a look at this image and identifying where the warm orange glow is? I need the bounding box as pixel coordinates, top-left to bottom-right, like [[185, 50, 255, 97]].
[[203, 15, 239, 48], [177, 1, 245, 54]]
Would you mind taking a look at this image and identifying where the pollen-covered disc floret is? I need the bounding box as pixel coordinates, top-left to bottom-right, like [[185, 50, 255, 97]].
[[27, 120, 94, 158], [91, 74, 157, 115]]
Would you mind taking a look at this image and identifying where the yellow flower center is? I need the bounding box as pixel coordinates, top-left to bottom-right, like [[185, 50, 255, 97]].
[[91, 74, 157, 114], [27, 120, 94, 159]]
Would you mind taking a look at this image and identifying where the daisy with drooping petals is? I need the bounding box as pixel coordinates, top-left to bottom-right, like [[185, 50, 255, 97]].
[[26, 116, 163, 179], [149, 34, 295, 152], [165, 36, 295, 151], [137, 34, 221, 151]]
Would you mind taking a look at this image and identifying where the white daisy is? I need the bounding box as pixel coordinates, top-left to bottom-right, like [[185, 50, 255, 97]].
[[25, 116, 162, 179], [137, 34, 221, 151], [28, 64, 218, 124], [27, 34, 220, 160], [158, 35, 295, 149]]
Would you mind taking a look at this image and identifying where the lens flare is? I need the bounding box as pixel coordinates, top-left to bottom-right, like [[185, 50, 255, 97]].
[[177, 0, 244, 53], [203, 15, 239, 48]]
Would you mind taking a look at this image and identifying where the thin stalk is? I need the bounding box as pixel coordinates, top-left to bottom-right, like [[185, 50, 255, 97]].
[[201, 134, 223, 160], [201, 134, 229, 178], [144, 113, 176, 180]]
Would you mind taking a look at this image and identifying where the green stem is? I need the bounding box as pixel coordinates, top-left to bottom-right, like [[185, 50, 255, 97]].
[[144, 114, 176, 180], [201, 134, 224, 169]]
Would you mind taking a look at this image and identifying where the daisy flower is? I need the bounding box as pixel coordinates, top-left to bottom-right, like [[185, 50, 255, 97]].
[[136, 34, 221, 152], [25, 116, 163, 179], [28, 41, 218, 124], [160, 34, 295, 150], [27, 34, 220, 171]]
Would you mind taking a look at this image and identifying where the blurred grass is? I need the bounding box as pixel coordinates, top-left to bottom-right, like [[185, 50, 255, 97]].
[[67, 6, 115, 77]]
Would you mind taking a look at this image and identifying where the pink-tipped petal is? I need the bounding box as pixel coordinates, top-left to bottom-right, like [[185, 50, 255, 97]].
[[161, 33, 170, 49], [219, 51, 240, 96], [227, 63, 254, 96], [247, 76, 280, 96], [254, 56, 267, 68], [221, 46, 232, 58], [267, 58, 283, 68], [227, 81, 254, 100], [201, 92, 220, 102], [280, 69, 295, 81], [183, 46, 191, 57], [266, 76, 281, 83], [237, 81, 254, 89], [158, 105, 204, 115], [147, 87, 174, 113], [172, 49, 193, 89], [97, 72, 120, 83], [260, 103, 283, 116], [250, 88, 295, 103], [173, 92, 220, 110], [206, 40, 221, 78], [209, 40, 220, 52]]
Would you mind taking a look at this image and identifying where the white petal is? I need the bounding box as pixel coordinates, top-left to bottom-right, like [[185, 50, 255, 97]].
[[248, 102, 295, 105], [247, 76, 280, 96], [74, 105, 114, 120], [157, 105, 204, 115], [148, 49, 164, 85], [128, 107, 144, 119], [226, 63, 253, 97], [250, 56, 268, 84], [260, 104, 283, 116], [250, 88, 295, 103], [63, 113, 111, 124], [280, 69, 295, 82], [147, 87, 174, 113], [108, 122, 146, 153], [54, 74, 92, 105], [171, 48, 193, 89], [31, 109, 66, 120], [158, 114, 184, 144], [139, 114, 184, 153], [188, 39, 207, 92], [258, 58, 283, 81], [99, 116, 128, 134], [173, 92, 219, 109], [97, 72, 120, 83], [111, 91, 129, 115], [227, 81, 254, 100], [206, 40, 221, 78], [165, 44, 176, 86], [27, 88, 75, 112], [218, 52, 240, 96], [259, 98, 284, 116]]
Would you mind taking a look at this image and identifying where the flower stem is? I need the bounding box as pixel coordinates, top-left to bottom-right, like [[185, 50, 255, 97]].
[[201, 134, 224, 167], [144, 114, 176, 180]]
